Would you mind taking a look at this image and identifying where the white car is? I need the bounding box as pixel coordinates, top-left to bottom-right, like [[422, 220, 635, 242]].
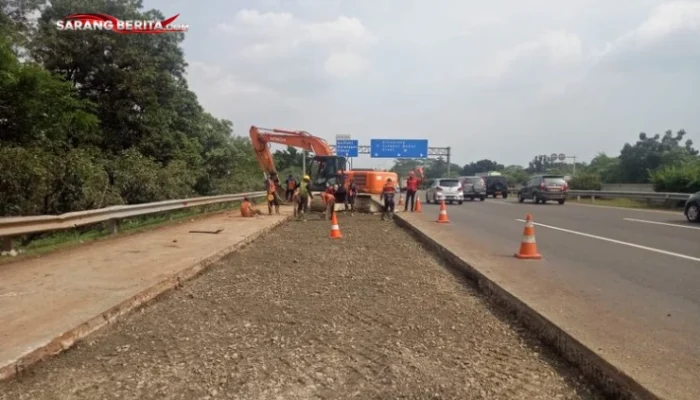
[[425, 178, 464, 204]]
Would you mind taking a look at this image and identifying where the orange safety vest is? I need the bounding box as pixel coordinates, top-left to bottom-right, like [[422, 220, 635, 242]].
[[322, 192, 335, 204], [287, 180, 295, 190], [383, 182, 396, 193], [267, 179, 276, 193], [240, 201, 252, 217]]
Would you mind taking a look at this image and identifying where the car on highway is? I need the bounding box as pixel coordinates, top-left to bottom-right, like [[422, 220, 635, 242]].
[[484, 175, 509, 198], [684, 191, 700, 222], [459, 176, 486, 201], [425, 178, 464, 204], [517, 175, 568, 204]]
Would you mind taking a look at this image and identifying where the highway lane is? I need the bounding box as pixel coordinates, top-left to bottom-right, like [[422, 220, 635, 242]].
[[405, 193, 700, 398]]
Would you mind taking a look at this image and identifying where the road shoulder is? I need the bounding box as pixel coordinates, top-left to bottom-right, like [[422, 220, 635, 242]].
[[0, 207, 292, 380], [395, 211, 697, 400]]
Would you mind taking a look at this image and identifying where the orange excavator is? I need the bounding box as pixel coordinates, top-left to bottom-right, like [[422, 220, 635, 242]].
[[249, 126, 398, 202]]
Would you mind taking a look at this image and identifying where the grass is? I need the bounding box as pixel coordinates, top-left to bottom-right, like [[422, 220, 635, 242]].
[[572, 196, 685, 211], [0, 200, 248, 265]]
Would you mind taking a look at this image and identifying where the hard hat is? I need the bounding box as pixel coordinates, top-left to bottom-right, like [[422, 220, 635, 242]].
[[303, 175, 310, 181], [409, 171, 415, 176]]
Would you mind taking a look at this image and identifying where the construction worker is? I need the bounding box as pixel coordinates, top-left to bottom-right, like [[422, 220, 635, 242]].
[[381, 178, 397, 221], [240, 197, 263, 217], [345, 179, 358, 215], [265, 172, 280, 215], [285, 174, 297, 202], [322, 185, 336, 220], [404, 171, 419, 212], [297, 175, 313, 220]]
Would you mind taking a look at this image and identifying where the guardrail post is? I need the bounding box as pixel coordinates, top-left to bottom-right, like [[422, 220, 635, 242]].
[[591, 195, 595, 204], [1, 237, 13, 252], [577, 195, 581, 202], [107, 219, 119, 235]]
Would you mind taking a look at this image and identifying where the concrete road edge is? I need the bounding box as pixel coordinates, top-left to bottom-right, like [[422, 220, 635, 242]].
[[0, 214, 293, 382], [390, 210, 660, 400]]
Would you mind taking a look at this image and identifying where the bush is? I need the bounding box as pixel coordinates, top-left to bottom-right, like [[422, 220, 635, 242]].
[[569, 173, 602, 190], [650, 160, 700, 193]]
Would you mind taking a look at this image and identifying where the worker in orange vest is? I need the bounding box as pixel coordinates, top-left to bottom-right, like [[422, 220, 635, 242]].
[[381, 178, 397, 221], [404, 171, 419, 212], [344, 179, 358, 215], [322, 185, 336, 220], [240, 197, 263, 217], [265, 172, 280, 215]]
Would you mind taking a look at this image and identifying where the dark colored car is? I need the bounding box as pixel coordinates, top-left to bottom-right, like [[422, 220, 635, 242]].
[[459, 176, 486, 201], [517, 175, 568, 204], [485, 175, 509, 198], [684, 191, 700, 222]]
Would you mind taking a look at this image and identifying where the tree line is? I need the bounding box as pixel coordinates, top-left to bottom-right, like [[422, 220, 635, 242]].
[[0, 0, 266, 217], [389, 129, 700, 193]]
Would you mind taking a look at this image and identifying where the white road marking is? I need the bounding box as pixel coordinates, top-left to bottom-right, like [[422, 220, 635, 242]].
[[515, 219, 700, 263], [486, 200, 514, 206], [569, 202, 680, 215], [624, 218, 700, 231]]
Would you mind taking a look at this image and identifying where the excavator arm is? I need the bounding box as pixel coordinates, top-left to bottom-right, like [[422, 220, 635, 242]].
[[249, 126, 333, 176]]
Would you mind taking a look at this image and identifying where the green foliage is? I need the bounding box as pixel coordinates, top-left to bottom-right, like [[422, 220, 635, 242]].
[[569, 173, 602, 190], [501, 165, 529, 186], [649, 160, 700, 193], [618, 130, 697, 183], [461, 159, 504, 176], [0, 1, 263, 217]]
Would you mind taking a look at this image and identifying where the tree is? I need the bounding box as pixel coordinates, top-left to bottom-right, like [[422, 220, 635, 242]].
[[526, 155, 555, 174], [461, 159, 504, 176], [0, 0, 265, 217], [390, 159, 425, 177], [501, 165, 529, 186], [618, 130, 698, 183]]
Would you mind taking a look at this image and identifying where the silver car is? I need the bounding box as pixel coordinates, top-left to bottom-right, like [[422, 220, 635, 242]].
[[425, 178, 464, 204], [459, 176, 486, 201]]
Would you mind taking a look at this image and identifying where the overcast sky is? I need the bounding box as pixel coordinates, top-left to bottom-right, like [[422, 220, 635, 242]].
[[144, 0, 700, 169]]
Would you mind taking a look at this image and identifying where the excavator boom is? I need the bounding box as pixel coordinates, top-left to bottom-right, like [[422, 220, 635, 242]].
[[250, 126, 333, 176], [249, 125, 397, 196]]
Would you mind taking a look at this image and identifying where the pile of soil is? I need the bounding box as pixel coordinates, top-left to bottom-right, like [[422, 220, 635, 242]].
[[0, 214, 603, 400]]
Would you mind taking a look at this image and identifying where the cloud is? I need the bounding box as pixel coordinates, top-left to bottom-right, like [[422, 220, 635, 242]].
[[153, 0, 700, 167], [215, 9, 376, 78]]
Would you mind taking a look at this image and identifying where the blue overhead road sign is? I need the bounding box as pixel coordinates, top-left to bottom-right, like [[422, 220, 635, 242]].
[[335, 139, 359, 157], [370, 139, 428, 158]]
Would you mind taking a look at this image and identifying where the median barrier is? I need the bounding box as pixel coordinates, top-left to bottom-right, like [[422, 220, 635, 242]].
[[0, 191, 267, 252]]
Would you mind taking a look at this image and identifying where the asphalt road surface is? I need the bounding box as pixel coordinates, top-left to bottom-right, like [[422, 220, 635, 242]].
[[0, 215, 601, 400], [409, 193, 700, 398]]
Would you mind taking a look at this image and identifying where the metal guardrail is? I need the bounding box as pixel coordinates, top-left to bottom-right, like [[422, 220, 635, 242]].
[[506, 188, 690, 201], [0, 191, 267, 249]]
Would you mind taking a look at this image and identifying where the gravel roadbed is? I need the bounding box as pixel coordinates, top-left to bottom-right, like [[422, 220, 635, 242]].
[[0, 214, 603, 400]]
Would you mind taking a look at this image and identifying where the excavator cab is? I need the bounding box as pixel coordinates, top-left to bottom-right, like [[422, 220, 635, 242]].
[[308, 155, 347, 193]]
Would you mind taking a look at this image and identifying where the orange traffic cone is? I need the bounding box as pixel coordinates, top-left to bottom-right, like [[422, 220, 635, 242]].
[[398, 193, 404, 206], [414, 197, 423, 213], [515, 214, 542, 259], [329, 212, 343, 239], [436, 200, 449, 223]]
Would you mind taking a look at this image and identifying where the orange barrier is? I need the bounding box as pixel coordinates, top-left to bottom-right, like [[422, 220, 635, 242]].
[[329, 212, 342, 239], [436, 200, 449, 223], [515, 213, 542, 259]]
